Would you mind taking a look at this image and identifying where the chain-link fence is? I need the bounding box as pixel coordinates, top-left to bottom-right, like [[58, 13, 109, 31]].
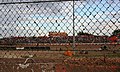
[[0, 0, 120, 50], [0, 0, 120, 72]]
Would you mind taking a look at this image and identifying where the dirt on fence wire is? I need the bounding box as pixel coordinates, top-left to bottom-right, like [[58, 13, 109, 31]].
[[0, 57, 120, 72]]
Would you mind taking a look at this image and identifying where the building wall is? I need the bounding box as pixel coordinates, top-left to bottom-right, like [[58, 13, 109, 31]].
[[49, 32, 68, 37]]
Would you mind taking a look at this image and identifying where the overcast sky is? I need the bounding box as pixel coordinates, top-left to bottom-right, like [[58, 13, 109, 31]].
[[0, 0, 120, 38]]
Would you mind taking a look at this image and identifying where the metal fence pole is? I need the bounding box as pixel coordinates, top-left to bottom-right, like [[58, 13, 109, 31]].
[[73, 0, 75, 53]]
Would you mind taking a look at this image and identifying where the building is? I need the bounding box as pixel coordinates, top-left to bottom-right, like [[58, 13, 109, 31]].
[[48, 32, 68, 37]]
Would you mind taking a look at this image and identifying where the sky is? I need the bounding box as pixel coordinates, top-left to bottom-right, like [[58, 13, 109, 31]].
[[0, 0, 120, 38]]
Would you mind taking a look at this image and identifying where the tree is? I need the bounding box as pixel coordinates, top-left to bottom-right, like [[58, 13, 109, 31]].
[[112, 29, 120, 36]]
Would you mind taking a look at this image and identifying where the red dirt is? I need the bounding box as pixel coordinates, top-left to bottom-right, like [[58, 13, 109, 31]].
[[0, 58, 120, 72]]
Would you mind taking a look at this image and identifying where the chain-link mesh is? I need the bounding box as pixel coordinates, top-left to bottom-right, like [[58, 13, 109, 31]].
[[0, 0, 120, 71], [0, 0, 120, 48]]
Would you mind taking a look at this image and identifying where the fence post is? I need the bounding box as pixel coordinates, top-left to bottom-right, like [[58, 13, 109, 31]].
[[73, 0, 76, 55]]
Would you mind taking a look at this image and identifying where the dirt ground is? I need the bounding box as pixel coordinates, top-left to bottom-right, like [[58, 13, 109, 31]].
[[0, 57, 120, 72], [0, 49, 120, 72]]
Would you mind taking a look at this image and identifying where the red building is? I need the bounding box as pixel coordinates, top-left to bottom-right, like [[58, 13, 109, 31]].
[[48, 32, 68, 37]]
